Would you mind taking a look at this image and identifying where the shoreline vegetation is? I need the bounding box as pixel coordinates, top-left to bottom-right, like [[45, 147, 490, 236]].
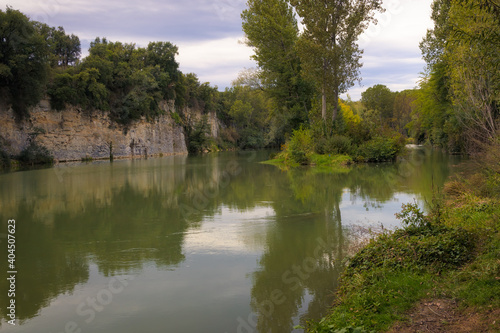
[[303, 140, 500, 333], [261, 125, 407, 170]]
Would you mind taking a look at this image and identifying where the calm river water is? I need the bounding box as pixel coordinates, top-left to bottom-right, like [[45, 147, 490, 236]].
[[0, 149, 462, 333]]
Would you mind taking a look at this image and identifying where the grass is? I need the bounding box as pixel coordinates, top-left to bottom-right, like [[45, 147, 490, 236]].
[[310, 271, 435, 332], [443, 195, 500, 309], [307, 141, 500, 332]]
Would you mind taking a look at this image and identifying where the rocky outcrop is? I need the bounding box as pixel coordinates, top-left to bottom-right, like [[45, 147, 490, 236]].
[[0, 100, 191, 162]]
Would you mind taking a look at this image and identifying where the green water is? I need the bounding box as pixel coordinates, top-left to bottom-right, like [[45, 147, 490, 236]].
[[0, 149, 462, 333]]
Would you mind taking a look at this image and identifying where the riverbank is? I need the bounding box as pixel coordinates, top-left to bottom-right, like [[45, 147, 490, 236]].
[[307, 142, 500, 332]]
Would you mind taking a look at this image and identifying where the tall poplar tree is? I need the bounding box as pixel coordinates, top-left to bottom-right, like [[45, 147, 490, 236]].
[[290, 0, 384, 123], [241, 0, 313, 140]]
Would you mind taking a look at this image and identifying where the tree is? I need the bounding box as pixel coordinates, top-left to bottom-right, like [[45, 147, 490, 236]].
[[33, 23, 81, 68], [361, 84, 395, 122], [241, 0, 313, 141], [419, 0, 452, 69], [393, 90, 418, 136], [446, 1, 499, 145], [416, 0, 499, 152], [290, 0, 384, 123], [221, 84, 270, 148], [0, 7, 49, 119], [145, 41, 180, 96]]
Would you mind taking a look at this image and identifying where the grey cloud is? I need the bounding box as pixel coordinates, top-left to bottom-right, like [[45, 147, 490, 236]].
[[11, 0, 247, 43]]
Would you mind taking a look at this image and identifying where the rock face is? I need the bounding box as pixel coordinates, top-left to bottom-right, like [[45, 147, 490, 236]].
[[0, 101, 191, 162]]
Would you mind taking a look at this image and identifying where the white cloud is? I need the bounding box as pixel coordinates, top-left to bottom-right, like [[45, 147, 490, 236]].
[[344, 0, 434, 99], [177, 37, 254, 87], [361, 55, 424, 69]]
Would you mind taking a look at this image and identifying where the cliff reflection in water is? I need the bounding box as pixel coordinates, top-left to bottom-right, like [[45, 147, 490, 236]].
[[0, 149, 461, 331]]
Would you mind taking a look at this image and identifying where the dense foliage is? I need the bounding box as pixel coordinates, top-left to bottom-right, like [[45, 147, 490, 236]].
[[272, 99, 406, 166], [291, 0, 384, 124], [410, 0, 500, 153], [0, 7, 229, 155], [0, 8, 220, 128], [0, 8, 50, 119], [241, 0, 313, 144]]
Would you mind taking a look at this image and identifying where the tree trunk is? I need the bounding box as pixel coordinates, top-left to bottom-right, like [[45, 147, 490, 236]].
[[332, 86, 339, 121], [322, 86, 327, 121], [322, 58, 328, 122]]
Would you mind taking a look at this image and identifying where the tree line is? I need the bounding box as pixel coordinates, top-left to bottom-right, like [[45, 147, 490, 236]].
[[0, 7, 218, 126], [239, 0, 498, 161], [412, 0, 499, 153]]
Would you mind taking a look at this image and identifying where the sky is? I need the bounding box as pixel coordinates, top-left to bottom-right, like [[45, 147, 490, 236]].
[[2, 0, 434, 100]]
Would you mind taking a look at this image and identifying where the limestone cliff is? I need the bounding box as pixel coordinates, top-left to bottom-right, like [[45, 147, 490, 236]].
[[0, 100, 205, 162]]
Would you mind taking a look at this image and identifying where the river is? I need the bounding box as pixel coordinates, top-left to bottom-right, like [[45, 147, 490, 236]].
[[0, 149, 462, 333]]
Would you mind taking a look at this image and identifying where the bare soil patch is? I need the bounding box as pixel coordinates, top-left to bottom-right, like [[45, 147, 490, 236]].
[[387, 299, 499, 333]]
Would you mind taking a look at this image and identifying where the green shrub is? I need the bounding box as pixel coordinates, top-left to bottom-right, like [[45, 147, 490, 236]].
[[48, 72, 80, 110], [287, 127, 313, 165], [395, 202, 430, 229], [318, 135, 353, 155], [356, 135, 405, 162], [18, 142, 54, 165], [186, 117, 211, 154], [346, 203, 476, 274], [171, 112, 182, 125], [307, 323, 375, 333]]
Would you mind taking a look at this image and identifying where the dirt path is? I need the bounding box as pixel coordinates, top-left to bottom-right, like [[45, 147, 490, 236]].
[[387, 299, 499, 333]]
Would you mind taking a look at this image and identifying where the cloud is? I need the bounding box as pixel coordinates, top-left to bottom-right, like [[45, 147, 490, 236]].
[[340, 0, 434, 99], [177, 37, 255, 88], [5, 0, 246, 41]]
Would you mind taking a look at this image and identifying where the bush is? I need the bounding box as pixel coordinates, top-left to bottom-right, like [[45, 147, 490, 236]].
[[346, 203, 476, 274], [308, 323, 374, 333], [18, 142, 54, 165], [287, 127, 313, 165], [185, 117, 211, 154], [316, 135, 353, 155], [48, 72, 80, 110], [356, 135, 405, 162], [171, 112, 182, 125]]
